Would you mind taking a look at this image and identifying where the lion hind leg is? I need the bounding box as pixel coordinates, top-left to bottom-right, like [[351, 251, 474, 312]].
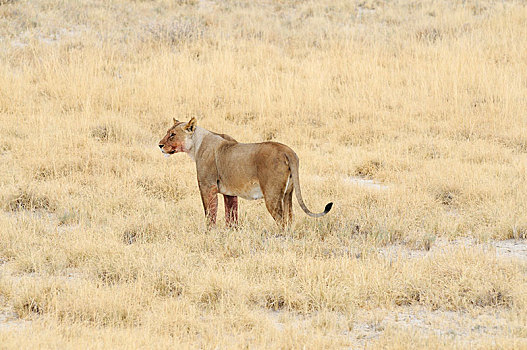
[[283, 190, 293, 227], [259, 156, 292, 229], [262, 181, 291, 229], [263, 194, 286, 228]]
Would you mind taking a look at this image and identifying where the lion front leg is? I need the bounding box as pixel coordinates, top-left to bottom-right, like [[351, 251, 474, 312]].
[[200, 185, 218, 228], [224, 195, 238, 228]]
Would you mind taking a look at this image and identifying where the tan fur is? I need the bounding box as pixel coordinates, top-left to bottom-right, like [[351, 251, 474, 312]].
[[159, 118, 333, 228]]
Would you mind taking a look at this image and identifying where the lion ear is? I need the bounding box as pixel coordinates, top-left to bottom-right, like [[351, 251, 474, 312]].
[[184, 117, 197, 133], [173, 118, 179, 124]]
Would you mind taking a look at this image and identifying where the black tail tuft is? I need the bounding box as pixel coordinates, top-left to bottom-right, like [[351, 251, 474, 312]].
[[324, 202, 333, 213]]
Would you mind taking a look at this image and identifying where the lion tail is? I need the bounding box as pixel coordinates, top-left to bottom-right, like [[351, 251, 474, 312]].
[[285, 153, 333, 218]]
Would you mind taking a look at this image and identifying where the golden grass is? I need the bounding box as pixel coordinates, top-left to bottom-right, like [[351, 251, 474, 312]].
[[1, 0, 527, 348]]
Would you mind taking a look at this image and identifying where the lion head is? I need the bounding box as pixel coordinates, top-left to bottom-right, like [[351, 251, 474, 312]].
[[158, 117, 196, 156]]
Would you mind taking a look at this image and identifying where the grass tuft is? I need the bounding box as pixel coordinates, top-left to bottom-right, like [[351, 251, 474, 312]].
[[4, 189, 55, 212]]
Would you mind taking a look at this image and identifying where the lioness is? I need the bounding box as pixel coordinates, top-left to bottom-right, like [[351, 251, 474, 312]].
[[158, 118, 333, 228]]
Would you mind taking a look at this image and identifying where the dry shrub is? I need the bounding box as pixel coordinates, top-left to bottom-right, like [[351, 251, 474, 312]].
[[92, 256, 140, 285], [32, 161, 88, 180], [90, 124, 118, 142], [142, 299, 202, 339], [353, 160, 383, 178], [263, 291, 287, 311], [505, 223, 527, 240], [153, 272, 185, 297], [14, 285, 58, 318], [121, 218, 174, 244], [136, 175, 184, 202], [192, 273, 239, 310], [348, 189, 440, 246], [415, 27, 442, 43], [10, 279, 143, 326], [0, 141, 11, 153], [389, 248, 522, 310], [197, 284, 224, 307], [4, 189, 55, 212], [250, 285, 306, 313], [142, 18, 205, 45], [496, 133, 527, 153], [434, 185, 461, 206], [0, 0, 17, 5]]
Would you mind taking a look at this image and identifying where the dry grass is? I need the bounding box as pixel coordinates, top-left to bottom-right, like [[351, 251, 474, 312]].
[[1, 0, 527, 348]]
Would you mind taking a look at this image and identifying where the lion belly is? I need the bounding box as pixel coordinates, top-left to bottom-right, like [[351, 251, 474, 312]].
[[218, 181, 263, 200], [241, 185, 264, 200]]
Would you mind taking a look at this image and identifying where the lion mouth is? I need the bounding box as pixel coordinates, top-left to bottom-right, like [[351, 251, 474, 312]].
[[161, 149, 175, 158]]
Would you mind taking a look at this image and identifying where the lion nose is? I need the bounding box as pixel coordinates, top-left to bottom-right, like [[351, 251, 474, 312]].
[[159, 144, 164, 149]]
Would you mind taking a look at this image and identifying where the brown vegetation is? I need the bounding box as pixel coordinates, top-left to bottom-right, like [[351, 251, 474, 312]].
[[1, 0, 527, 348]]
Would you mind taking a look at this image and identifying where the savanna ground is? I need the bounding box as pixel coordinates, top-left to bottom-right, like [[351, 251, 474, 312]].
[[1, 0, 527, 348]]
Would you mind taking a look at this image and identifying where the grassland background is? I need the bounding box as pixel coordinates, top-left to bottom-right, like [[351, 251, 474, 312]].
[[0, 0, 527, 348]]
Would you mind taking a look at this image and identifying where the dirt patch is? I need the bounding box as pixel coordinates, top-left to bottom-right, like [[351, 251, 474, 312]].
[[344, 176, 389, 190], [350, 307, 510, 347], [310, 175, 389, 190], [0, 309, 30, 331], [493, 239, 527, 262], [0, 294, 31, 332], [379, 237, 527, 262]]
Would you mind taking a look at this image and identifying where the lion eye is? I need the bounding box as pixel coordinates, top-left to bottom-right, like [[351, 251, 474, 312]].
[[170, 133, 176, 137]]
